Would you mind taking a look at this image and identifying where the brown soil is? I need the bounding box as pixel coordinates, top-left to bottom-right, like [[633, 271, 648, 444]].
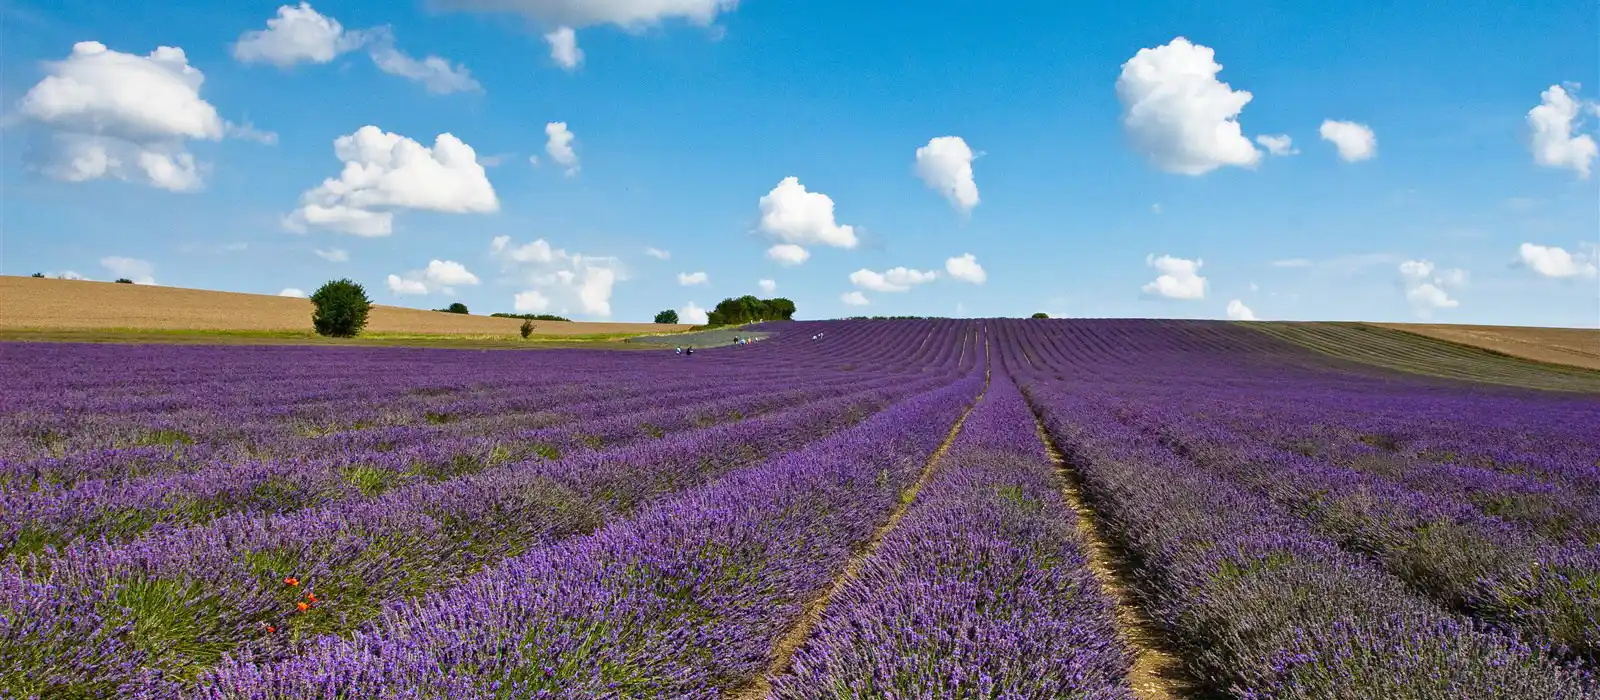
[[1373, 323, 1600, 371], [0, 276, 689, 337], [1033, 414, 1195, 700]]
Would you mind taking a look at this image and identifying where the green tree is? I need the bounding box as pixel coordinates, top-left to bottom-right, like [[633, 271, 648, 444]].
[[441, 302, 469, 314], [309, 279, 373, 337], [114, 278, 134, 284], [30, 272, 45, 278], [654, 309, 680, 324], [1031, 312, 1049, 319], [520, 319, 535, 339]]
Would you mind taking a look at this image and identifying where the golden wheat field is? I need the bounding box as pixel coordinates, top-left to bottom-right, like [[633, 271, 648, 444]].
[[0, 276, 690, 337], [1372, 322, 1600, 372]]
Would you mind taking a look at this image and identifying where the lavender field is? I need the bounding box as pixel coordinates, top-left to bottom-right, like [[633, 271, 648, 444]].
[[2, 319, 1597, 699]]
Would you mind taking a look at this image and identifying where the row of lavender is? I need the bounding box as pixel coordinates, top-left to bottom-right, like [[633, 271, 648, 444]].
[[997, 319, 1598, 697], [0, 321, 985, 697]]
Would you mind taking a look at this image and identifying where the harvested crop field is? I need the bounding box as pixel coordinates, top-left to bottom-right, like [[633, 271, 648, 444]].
[[0, 276, 689, 337], [3, 318, 1597, 698], [1250, 321, 1600, 392], [1374, 322, 1600, 371]]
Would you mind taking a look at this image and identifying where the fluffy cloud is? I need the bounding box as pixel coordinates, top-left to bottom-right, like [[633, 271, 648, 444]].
[[278, 287, 308, 298], [756, 177, 857, 264], [284, 125, 498, 236], [758, 278, 776, 294], [914, 136, 980, 213], [1142, 254, 1206, 300], [545, 26, 583, 70], [45, 270, 89, 280], [766, 244, 810, 266], [1528, 85, 1598, 178], [1115, 37, 1261, 175], [840, 291, 869, 306], [545, 122, 579, 175], [235, 7, 477, 95], [1226, 299, 1257, 320], [513, 289, 550, 312], [644, 247, 671, 260], [491, 235, 623, 317], [366, 37, 481, 94], [944, 254, 986, 285], [232, 3, 366, 67], [101, 256, 156, 284], [678, 300, 709, 325], [387, 259, 481, 296], [430, 0, 738, 29], [1518, 242, 1598, 278], [1319, 120, 1377, 162], [849, 267, 937, 293], [677, 271, 708, 286], [314, 247, 349, 262], [16, 41, 271, 192], [1255, 134, 1297, 156], [1398, 259, 1465, 315]]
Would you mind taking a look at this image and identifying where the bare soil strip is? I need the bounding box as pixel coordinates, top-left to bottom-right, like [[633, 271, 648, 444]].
[[730, 342, 992, 699], [1030, 412, 1196, 700]]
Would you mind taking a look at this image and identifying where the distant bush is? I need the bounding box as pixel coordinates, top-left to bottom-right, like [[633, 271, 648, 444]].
[[491, 313, 571, 322], [114, 278, 134, 284], [310, 279, 373, 338], [1031, 312, 1049, 319], [844, 315, 948, 320], [438, 302, 469, 314], [520, 319, 535, 339], [30, 272, 44, 278], [704, 296, 796, 326], [654, 309, 679, 324]]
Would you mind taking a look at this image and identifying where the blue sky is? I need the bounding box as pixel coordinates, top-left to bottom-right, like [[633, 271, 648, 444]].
[[1, 0, 1597, 326]]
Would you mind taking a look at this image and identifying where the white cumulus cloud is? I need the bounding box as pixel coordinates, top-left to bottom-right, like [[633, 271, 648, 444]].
[[1528, 85, 1598, 178], [678, 300, 709, 325], [430, 0, 738, 29], [545, 26, 583, 70], [644, 247, 671, 260], [17, 41, 271, 192], [1226, 299, 1257, 320], [1398, 259, 1466, 316], [46, 270, 89, 280], [757, 278, 776, 294], [1256, 134, 1297, 156], [366, 36, 481, 95], [1142, 254, 1206, 300], [677, 271, 708, 286], [545, 122, 579, 175], [101, 256, 156, 285], [914, 136, 979, 213], [944, 253, 986, 285], [766, 243, 810, 266], [1518, 242, 1598, 278], [278, 287, 308, 298], [284, 125, 498, 236], [491, 235, 624, 318], [1115, 37, 1261, 175], [314, 247, 349, 262], [756, 176, 857, 264], [387, 259, 481, 296], [1319, 120, 1377, 162], [514, 289, 551, 312], [232, 3, 367, 67], [840, 290, 869, 306], [849, 267, 937, 293]]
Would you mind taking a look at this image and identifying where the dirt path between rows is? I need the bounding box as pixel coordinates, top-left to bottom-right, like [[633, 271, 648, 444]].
[[729, 337, 992, 699], [1031, 412, 1196, 700]]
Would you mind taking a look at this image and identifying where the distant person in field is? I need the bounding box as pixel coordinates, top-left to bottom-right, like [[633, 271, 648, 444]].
[[686, 347, 694, 356], [675, 347, 682, 354]]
